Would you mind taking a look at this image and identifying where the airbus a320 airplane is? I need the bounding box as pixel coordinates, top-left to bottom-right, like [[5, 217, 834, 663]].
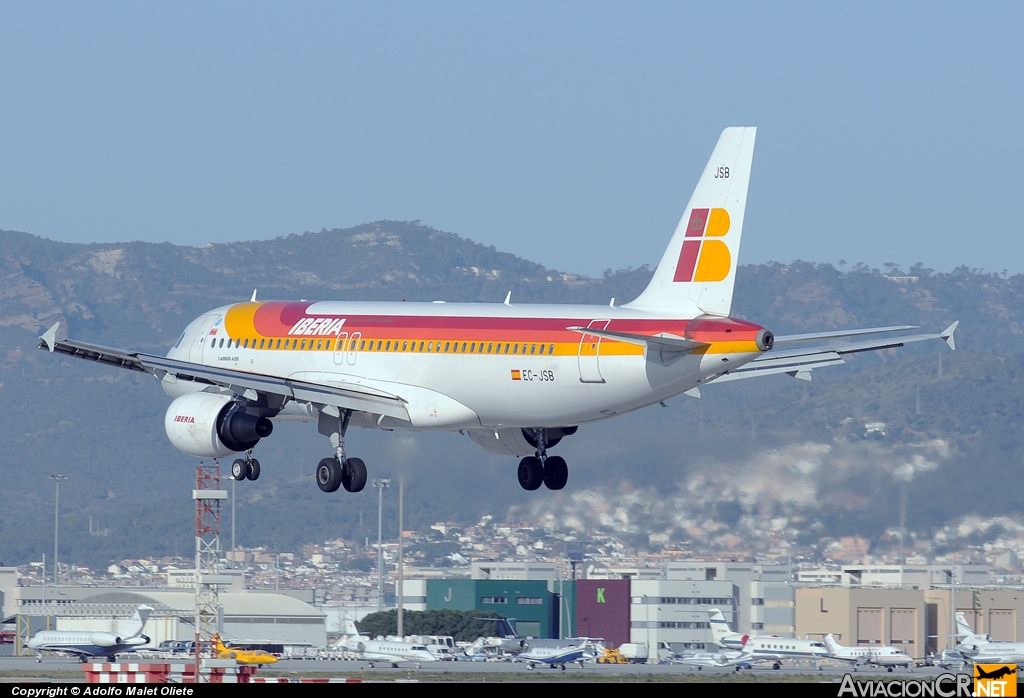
[[39, 127, 957, 494]]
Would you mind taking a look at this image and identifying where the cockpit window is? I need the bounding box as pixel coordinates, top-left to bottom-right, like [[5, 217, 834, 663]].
[[173, 331, 186, 349]]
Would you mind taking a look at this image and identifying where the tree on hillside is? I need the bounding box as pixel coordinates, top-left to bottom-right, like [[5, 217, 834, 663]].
[[356, 609, 505, 641]]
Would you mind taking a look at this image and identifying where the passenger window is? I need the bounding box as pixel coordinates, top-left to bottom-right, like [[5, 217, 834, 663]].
[[461, 342, 467, 353], [418, 341, 424, 352], [317, 339, 323, 350], [470, 342, 476, 353], [275, 339, 281, 349], [444, 342, 450, 352], [360, 340, 366, 350], [530, 344, 536, 354], [301, 340, 306, 349], [243, 339, 249, 348], [488, 343, 493, 353], [427, 342, 433, 352], [259, 339, 265, 349], [538, 344, 545, 355], [453, 342, 459, 353], [504, 343, 510, 353], [512, 344, 518, 354], [549, 344, 555, 354], [402, 341, 408, 351]]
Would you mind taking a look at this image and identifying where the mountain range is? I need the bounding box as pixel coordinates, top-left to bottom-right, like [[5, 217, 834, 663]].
[[1, 221, 1021, 569]]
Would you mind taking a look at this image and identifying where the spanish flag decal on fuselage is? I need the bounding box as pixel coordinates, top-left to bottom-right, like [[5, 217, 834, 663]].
[[511, 370, 522, 381]]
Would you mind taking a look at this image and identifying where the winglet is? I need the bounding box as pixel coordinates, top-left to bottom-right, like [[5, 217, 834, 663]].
[[504, 291, 512, 306], [40, 322, 60, 352], [941, 321, 958, 351], [251, 289, 258, 302]]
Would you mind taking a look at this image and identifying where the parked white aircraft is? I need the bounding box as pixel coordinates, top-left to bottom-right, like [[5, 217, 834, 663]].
[[27, 605, 153, 662], [681, 635, 756, 671], [345, 638, 437, 668], [954, 611, 1024, 664], [38, 127, 958, 493], [519, 640, 595, 670], [823, 633, 913, 671], [709, 609, 830, 668]]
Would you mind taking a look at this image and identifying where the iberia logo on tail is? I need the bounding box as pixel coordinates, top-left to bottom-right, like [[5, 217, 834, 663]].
[[673, 207, 731, 283]]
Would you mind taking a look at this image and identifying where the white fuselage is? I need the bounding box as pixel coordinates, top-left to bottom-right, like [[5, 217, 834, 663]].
[[719, 635, 829, 662], [353, 640, 437, 665], [163, 300, 766, 432], [830, 646, 914, 666], [27, 631, 147, 659]]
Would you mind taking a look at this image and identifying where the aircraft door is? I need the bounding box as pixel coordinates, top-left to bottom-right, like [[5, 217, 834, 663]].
[[189, 315, 220, 364], [577, 319, 610, 384], [332, 332, 349, 365], [348, 332, 361, 365]]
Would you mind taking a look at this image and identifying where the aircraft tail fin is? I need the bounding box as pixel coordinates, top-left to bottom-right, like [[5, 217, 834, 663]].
[[343, 620, 360, 638], [824, 633, 842, 654], [119, 605, 153, 638], [708, 608, 735, 645], [955, 612, 987, 643], [624, 127, 757, 317]]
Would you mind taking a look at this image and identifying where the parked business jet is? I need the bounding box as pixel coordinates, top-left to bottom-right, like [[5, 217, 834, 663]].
[[27, 605, 153, 662], [823, 633, 914, 671], [519, 640, 595, 670], [345, 638, 437, 668], [38, 127, 957, 494], [954, 611, 1024, 664], [709, 609, 830, 669], [681, 635, 756, 671]]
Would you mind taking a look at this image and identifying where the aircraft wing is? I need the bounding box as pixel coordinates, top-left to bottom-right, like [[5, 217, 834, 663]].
[[708, 322, 958, 384], [38, 323, 410, 421]]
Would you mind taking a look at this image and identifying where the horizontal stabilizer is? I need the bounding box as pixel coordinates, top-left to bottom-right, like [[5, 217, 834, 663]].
[[773, 325, 918, 345], [565, 326, 707, 354]]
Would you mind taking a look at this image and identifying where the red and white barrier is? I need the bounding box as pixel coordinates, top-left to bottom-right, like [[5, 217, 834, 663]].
[[84, 662, 259, 683]]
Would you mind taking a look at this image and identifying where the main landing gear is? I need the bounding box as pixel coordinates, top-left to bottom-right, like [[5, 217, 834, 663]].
[[315, 408, 368, 493], [518, 428, 568, 491], [231, 451, 261, 481]]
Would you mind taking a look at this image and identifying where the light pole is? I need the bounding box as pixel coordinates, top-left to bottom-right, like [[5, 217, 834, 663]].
[[371, 479, 390, 611], [231, 480, 236, 569], [397, 477, 404, 639], [49, 475, 67, 585]]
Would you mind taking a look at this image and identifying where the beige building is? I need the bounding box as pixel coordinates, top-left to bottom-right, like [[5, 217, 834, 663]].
[[796, 587, 1024, 656]]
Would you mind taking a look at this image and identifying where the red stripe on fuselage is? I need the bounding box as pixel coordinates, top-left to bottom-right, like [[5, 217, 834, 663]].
[[248, 301, 764, 341]]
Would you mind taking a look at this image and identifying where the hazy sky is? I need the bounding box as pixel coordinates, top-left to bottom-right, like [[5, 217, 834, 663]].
[[2, 2, 1021, 277]]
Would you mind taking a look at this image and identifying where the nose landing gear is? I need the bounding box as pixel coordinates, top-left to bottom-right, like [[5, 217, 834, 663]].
[[517, 428, 569, 491]]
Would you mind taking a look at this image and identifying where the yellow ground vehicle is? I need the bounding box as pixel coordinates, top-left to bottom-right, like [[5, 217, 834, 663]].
[[212, 633, 279, 666], [598, 648, 628, 664]]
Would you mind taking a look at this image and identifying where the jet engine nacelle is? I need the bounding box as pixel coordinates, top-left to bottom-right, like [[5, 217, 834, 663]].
[[468, 426, 578, 457], [164, 392, 273, 458], [90, 632, 122, 647]]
